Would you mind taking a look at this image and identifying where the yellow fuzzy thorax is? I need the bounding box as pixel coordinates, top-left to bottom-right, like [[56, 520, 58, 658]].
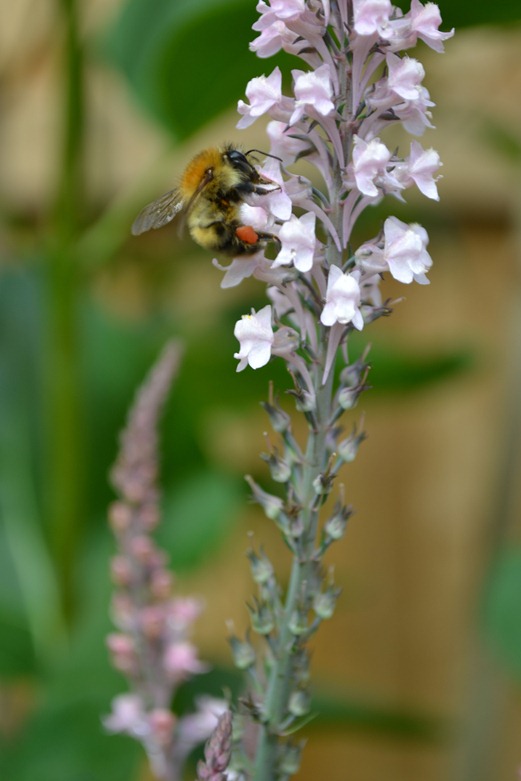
[[180, 147, 244, 201]]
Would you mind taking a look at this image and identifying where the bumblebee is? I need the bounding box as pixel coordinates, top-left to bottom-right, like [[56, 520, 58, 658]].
[[131, 145, 280, 256]]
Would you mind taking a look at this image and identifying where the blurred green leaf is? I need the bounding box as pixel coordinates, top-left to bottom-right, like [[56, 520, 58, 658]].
[[348, 334, 473, 394], [0, 532, 140, 781], [103, 0, 298, 139], [160, 470, 244, 571], [482, 546, 521, 682]]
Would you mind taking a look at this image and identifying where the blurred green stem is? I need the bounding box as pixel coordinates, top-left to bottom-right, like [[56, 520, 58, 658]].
[[46, 0, 85, 627]]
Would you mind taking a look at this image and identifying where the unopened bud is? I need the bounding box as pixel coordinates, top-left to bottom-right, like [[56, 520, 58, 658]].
[[229, 635, 256, 669], [246, 476, 284, 520], [288, 609, 308, 637], [323, 504, 352, 542], [313, 587, 340, 620], [288, 688, 311, 717], [262, 451, 291, 483], [249, 600, 274, 635], [278, 742, 302, 775], [248, 549, 274, 585], [261, 401, 291, 434], [338, 430, 366, 463]]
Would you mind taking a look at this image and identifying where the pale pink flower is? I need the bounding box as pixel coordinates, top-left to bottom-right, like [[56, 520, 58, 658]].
[[273, 212, 317, 272], [237, 68, 286, 128], [350, 136, 393, 198], [104, 694, 146, 736], [386, 54, 425, 101], [393, 85, 435, 135], [399, 141, 441, 199], [321, 266, 364, 329], [353, 0, 392, 36], [234, 305, 274, 371], [251, 19, 297, 58], [383, 216, 432, 283], [177, 697, 228, 751], [409, 0, 454, 52], [290, 64, 335, 125], [163, 641, 208, 681]]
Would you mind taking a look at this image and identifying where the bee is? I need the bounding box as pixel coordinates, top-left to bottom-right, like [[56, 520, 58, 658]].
[[131, 145, 280, 256]]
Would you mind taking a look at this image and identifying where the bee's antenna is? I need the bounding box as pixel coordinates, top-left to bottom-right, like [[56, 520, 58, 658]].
[[245, 149, 283, 163]]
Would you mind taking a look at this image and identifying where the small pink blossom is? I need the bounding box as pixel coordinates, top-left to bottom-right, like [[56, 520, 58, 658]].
[[400, 140, 441, 199], [353, 0, 392, 36], [234, 305, 274, 371], [273, 212, 317, 272], [177, 697, 228, 750], [387, 54, 425, 101], [104, 694, 146, 736], [383, 216, 432, 283], [393, 86, 435, 135], [163, 641, 208, 681], [290, 64, 335, 125], [321, 266, 364, 329], [409, 0, 454, 52], [237, 68, 285, 129], [251, 19, 298, 58], [351, 136, 393, 198]]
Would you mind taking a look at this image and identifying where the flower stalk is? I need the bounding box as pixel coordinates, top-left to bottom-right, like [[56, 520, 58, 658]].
[[105, 341, 227, 781], [219, 1, 453, 778]]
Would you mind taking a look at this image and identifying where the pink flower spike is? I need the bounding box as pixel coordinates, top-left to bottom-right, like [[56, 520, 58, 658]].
[[404, 141, 441, 200], [273, 212, 317, 273], [290, 64, 335, 125], [234, 305, 274, 371], [409, 0, 454, 52], [321, 266, 364, 330], [383, 216, 433, 284], [237, 68, 284, 129], [353, 0, 392, 36]]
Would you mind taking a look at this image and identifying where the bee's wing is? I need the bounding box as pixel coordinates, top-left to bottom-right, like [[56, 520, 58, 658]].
[[131, 189, 185, 236]]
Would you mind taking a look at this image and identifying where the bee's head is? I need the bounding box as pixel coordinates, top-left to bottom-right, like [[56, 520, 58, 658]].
[[225, 148, 257, 178]]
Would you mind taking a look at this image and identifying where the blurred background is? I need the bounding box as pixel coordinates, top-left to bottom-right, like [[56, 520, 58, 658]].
[[1, 0, 521, 779]]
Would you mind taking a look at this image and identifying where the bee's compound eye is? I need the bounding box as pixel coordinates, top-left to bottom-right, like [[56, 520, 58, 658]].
[[226, 149, 253, 174]]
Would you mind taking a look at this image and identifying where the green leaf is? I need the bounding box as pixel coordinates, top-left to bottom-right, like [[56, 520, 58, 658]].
[[160, 470, 243, 571], [103, 0, 297, 139], [482, 547, 521, 682], [104, 0, 258, 140]]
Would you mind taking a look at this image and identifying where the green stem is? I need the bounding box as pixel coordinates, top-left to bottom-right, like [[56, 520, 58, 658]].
[[253, 350, 335, 781], [45, 0, 85, 627]]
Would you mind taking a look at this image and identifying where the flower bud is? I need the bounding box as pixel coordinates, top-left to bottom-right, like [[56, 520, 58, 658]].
[[249, 600, 275, 636], [261, 401, 291, 433], [338, 430, 366, 463], [323, 503, 352, 542], [288, 609, 308, 637], [262, 451, 292, 483], [248, 549, 274, 585], [313, 587, 340, 620], [229, 635, 256, 669], [245, 476, 284, 520], [288, 688, 311, 717], [278, 742, 302, 775]]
